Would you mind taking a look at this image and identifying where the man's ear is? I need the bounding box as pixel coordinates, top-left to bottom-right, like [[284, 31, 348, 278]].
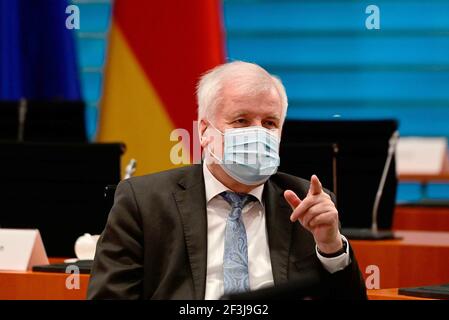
[[199, 119, 209, 148]]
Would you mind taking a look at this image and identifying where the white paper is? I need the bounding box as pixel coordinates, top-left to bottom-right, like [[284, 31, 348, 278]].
[[396, 137, 447, 175]]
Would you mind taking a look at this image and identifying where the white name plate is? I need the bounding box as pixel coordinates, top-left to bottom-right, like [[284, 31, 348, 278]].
[[0, 229, 49, 271], [397, 137, 447, 175]]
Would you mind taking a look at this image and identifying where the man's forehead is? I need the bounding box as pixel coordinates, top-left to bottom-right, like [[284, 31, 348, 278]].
[[224, 83, 279, 99], [224, 87, 281, 107], [216, 82, 283, 119]]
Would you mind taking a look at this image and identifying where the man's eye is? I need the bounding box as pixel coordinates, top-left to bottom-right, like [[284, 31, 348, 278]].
[[264, 120, 277, 128], [234, 119, 247, 124]]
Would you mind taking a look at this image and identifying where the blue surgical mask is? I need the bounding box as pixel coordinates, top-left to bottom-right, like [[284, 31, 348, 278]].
[[206, 123, 280, 185]]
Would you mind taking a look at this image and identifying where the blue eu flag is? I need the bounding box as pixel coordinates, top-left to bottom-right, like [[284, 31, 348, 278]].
[[0, 0, 81, 100]]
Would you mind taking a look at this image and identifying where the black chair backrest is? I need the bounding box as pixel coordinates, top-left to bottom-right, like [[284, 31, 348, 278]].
[[0, 100, 87, 143], [281, 119, 398, 229], [104, 184, 117, 216], [0, 101, 20, 141], [279, 142, 338, 194], [0, 142, 124, 256]]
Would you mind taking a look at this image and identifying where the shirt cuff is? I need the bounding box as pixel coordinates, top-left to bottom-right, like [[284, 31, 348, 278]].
[[315, 235, 351, 274]]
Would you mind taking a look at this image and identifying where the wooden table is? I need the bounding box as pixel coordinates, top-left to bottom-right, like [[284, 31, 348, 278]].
[[0, 258, 90, 300], [0, 270, 436, 300], [393, 205, 449, 232], [2, 231, 449, 299], [351, 230, 449, 289]]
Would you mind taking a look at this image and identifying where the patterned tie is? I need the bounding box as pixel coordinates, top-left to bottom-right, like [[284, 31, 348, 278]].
[[221, 191, 255, 295]]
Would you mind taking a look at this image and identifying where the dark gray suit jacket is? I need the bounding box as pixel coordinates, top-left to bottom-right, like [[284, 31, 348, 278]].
[[87, 165, 367, 299]]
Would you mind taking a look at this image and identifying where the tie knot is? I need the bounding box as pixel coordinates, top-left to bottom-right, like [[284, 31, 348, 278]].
[[220, 191, 255, 211]]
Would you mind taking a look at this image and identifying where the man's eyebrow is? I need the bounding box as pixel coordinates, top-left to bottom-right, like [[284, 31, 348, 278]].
[[265, 115, 281, 121]]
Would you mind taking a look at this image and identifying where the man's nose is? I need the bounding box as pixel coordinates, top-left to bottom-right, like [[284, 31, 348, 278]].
[[250, 120, 263, 127]]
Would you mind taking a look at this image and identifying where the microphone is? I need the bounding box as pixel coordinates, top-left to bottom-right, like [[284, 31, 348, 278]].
[[371, 130, 399, 233], [332, 143, 339, 204], [342, 130, 400, 240], [124, 158, 137, 179]]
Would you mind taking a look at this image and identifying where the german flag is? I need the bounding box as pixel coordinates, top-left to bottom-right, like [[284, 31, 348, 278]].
[[98, 0, 225, 176]]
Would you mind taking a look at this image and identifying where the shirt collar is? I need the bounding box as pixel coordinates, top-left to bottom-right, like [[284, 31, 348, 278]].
[[202, 162, 264, 204]]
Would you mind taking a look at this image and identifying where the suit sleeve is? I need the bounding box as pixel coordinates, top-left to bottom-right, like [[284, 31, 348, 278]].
[[326, 245, 368, 299], [87, 180, 144, 299], [327, 190, 368, 299]]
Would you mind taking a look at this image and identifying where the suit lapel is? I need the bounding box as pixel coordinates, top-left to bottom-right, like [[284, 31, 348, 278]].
[[173, 165, 208, 300], [264, 179, 293, 284]]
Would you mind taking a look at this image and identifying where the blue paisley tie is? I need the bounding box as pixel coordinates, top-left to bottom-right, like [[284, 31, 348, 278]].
[[221, 191, 255, 295]]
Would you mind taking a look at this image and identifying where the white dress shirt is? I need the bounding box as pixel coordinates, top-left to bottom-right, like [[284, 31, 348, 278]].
[[203, 163, 350, 300]]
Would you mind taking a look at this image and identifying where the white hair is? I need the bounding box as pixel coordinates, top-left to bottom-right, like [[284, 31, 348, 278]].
[[196, 61, 288, 123]]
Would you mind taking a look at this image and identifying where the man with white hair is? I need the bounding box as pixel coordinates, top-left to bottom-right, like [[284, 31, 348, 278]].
[[88, 61, 367, 300]]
